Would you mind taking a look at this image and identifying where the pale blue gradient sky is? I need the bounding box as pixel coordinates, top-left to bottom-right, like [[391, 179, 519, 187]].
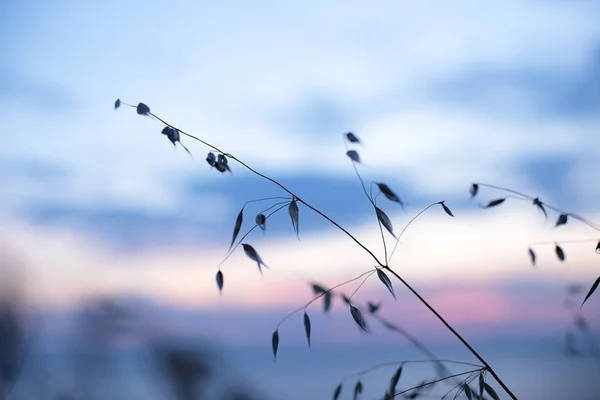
[[3, 2, 600, 399], [1, 4, 600, 398]]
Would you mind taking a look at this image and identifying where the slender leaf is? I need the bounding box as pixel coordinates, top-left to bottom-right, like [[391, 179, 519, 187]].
[[310, 284, 333, 312], [353, 380, 363, 400], [376, 183, 403, 206], [346, 150, 360, 163], [483, 383, 500, 400], [333, 384, 342, 400], [555, 245, 565, 261], [470, 183, 479, 198], [463, 383, 473, 400], [206, 152, 216, 167], [255, 213, 267, 231], [350, 305, 369, 332], [389, 365, 403, 395], [528, 248, 536, 266], [216, 154, 231, 173], [242, 243, 269, 273], [289, 199, 300, 238], [582, 276, 600, 307], [533, 198, 547, 220], [478, 374, 484, 398], [307, 284, 330, 312], [170, 128, 180, 144], [159, 127, 191, 157], [441, 201, 454, 217], [377, 269, 396, 299], [272, 330, 279, 360], [376, 207, 396, 239], [596, 241, 600, 254], [114, 98, 121, 109], [483, 198, 506, 208], [216, 270, 223, 293], [303, 312, 312, 348], [161, 126, 176, 144], [230, 209, 244, 250], [342, 294, 351, 305], [169, 128, 181, 145], [136, 102, 150, 115], [345, 132, 360, 143], [555, 213, 568, 228]]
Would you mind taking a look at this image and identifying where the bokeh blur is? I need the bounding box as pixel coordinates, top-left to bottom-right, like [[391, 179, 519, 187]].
[[1, 1, 600, 399]]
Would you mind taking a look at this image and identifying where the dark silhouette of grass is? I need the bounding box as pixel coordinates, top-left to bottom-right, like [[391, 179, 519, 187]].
[[115, 99, 600, 399], [470, 183, 600, 308], [115, 100, 522, 399]]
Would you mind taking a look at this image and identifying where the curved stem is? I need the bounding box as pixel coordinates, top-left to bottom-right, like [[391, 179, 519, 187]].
[[474, 183, 533, 200], [218, 202, 289, 268], [389, 369, 483, 399], [474, 182, 600, 231], [389, 202, 439, 263], [348, 270, 376, 302], [124, 106, 517, 398], [243, 197, 291, 207], [347, 148, 388, 263], [340, 359, 483, 383], [350, 158, 373, 206], [440, 370, 480, 400], [149, 111, 387, 267], [383, 266, 518, 400]]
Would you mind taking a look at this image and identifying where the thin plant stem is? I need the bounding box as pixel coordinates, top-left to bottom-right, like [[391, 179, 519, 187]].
[[475, 182, 600, 231], [441, 370, 480, 400], [348, 270, 376, 302], [340, 360, 483, 383], [345, 141, 388, 263], [150, 111, 388, 267], [350, 159, 388, 263], [276, 269, 376, 329], [389, 202, 439, 263], [474, 183, 533, 200], [122, 104, 519, 400], [243, 197, 291, 207], [383, 266, 518, 399], [218, 202, 289, 269], [387, 369, 484, 400]]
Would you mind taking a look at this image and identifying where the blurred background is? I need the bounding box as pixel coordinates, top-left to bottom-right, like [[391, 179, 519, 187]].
[[1, 1, 600, 399]]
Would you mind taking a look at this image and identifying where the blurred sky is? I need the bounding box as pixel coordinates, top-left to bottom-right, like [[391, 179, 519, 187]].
[[1, 1, 600, 396]]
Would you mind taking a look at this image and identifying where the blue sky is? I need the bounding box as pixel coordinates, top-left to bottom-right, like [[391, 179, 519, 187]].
[[2, 0, 600, 302], [2, 2, 600, 397], [3, 1, 600, 245]]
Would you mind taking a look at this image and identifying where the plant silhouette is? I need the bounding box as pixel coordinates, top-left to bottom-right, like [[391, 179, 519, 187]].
[[116, 100, 600, 399]]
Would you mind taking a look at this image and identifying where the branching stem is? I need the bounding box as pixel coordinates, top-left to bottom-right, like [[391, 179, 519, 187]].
[[121, 104, 519, 400], [276, 269, 376, 329], [474, 183, 600, 231]]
